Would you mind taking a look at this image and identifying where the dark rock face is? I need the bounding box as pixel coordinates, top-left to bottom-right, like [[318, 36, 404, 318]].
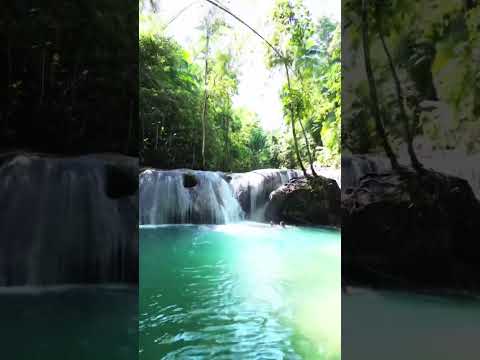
[[235, 186, 250, 214], [183, 172, 198, 188], [342, 169, 480, 291], [105, 164, 138, 198], [265, 175, 341, 226]]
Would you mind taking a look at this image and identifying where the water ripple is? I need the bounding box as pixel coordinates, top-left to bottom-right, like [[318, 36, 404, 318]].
[[139, 224, 341, 359]]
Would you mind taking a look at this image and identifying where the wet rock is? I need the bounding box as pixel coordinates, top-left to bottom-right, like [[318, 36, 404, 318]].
[[105, 164, 138, 198], [265, 175, 341, 226], [183, 172, 198, 188], [342, 169, 480, 291]]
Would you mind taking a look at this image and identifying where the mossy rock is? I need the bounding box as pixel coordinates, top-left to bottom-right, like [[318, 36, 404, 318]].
[[265, 175, 341, 226]]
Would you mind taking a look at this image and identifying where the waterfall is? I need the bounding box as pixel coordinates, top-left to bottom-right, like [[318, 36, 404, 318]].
[[343, 152, 480, 199], [0, 153, 138, 286], [139, 167, 343, 225], [139, 168, 304, 224], [139, 169, 244, 225], [341, 155, 390, 190], [230, 169, 302, 220]]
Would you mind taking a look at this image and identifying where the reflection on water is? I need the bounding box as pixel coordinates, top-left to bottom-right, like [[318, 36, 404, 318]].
[[140, 223, 341, 359], [0, 285, 138, 360], [343, 287, 480, 360]]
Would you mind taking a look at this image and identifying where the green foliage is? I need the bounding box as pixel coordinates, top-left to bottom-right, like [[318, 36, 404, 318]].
[[140, 1, 340, 171], [267, 0, 341, 168], [1, 1, 138, 154], [343, 0, 480, 154], [139, 28, 276, 171], [140, 33, 201, 167]]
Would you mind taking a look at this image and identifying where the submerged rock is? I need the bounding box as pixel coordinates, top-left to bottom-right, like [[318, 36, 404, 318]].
[[265, 175, 341, 226], [342, 169, 480, 291]]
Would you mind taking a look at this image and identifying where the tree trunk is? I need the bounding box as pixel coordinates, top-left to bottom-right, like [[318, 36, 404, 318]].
[[298, 115, 318, 176], [223, 115, 230, 170], [201, 89, 208, 170], [201, 27, 210, 170], [378, 22, 423, 171], [285, 63, 307, 176], [361, 0, 400, 170], [294, 69, 318, 176]]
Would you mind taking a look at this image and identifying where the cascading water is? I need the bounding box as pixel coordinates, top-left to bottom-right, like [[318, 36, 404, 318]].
[[230, 169, 302, 220], [139, 169, 244, 224], [139, 168, 307, 224], [0, 153, 138, 286], [341, 155, 390, 190]]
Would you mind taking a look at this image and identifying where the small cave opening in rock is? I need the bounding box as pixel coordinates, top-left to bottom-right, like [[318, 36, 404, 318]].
[[105, 164, 138, 199], [183, 173, 198, 188]]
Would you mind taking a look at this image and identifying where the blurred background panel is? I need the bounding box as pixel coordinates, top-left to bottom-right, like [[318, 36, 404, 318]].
[[342, 0, 480, 359], [0, 1, 138, 359]]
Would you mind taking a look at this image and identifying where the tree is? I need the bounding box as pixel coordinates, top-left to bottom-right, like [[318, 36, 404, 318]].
[[197, 9, 228, 169], [1, 1, 138, 155], [267, 0, 341, 170], [267, 0, 316, 176], [139, 0, 341, 172], [360, 0, 400, 170], [344, 0, 480, 156], [374, 1, 423, 171]]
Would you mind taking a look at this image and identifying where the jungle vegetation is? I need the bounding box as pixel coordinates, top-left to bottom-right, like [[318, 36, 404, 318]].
[[343, 0, 480, 166], [1, 1, 138, 155], [140, 0, 341, 172]]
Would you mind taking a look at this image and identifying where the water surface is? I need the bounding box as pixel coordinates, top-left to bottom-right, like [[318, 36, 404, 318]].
[[0, 285, 138, 360], [140, 222, 341, 359], [343, 287, 480, 359]]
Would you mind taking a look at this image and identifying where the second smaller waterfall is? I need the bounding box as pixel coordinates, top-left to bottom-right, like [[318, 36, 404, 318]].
[[230, 169, 301, 220]]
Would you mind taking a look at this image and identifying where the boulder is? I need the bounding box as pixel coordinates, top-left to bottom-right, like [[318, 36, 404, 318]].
[[265, 175, 341, 226], [342, 168, 480, 291]]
